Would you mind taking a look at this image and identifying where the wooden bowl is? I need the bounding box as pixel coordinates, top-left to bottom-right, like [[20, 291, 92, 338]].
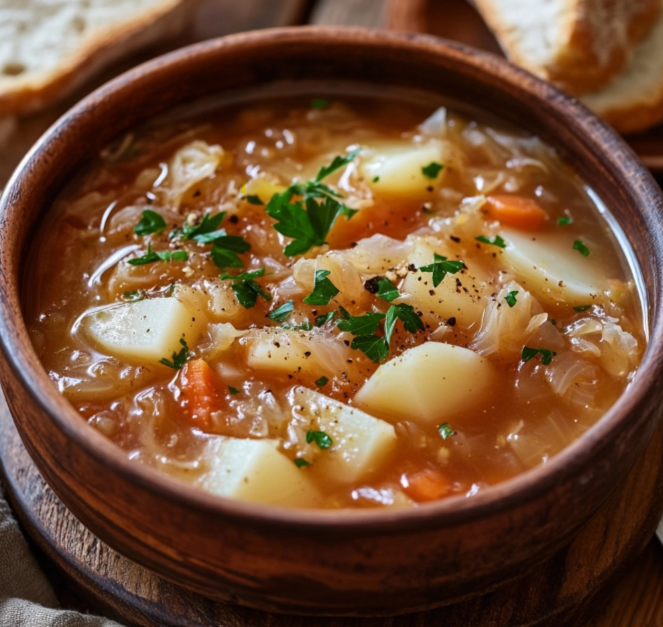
[[0, 27, 662, 616]]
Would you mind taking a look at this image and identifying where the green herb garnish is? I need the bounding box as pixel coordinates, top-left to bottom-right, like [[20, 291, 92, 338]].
[[123, 290, 145, 302], [294, 458, 311, 468], [573, 305, 591, 312], [306, 430, 332, 450], [221, 268, 272, 309], [315, 311, 336, 327], [228, 386, 240, 395], [521, 346, 557, 365], [475, 235, 507, 248], [128, 244, 188, 266], [419, 253, 464, 288], [159, 338, 189, 369], [421, 162, 444, 179], [438, 423, 455, 439], [375, 277, 399, 302], [267, 300, 295, 322], [246, 194, 264, 205], [265, 150, 360, 256], [372, 175, 380, 183], [505, 290, 518, 307], [337, 311, 386, 336], [557, 216, 573, 226], [134, 209, 166, 236], [351, 334, 389, 364], [311, 98, 329, 109], [303, 270, 340, 306], [573, 239, 590, 257], [315, 376, 329, 387], [550, 319, 557, 325]]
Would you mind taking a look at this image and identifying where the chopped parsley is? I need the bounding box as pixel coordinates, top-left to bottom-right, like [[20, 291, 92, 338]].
[[246, 194, 264, 205], [573, 239, 590, 257], [475, 235, 507, 248], [128, 244, 188, 266], [267, 300, 295, 322], [303, 270, 340, 305], [521, 346, 557, 365], [315, 376, 329, 387], [438, 423, 455, 439], [557, 216, 573, 226], [550, 319, 557, 325], [134, 209, 166, 236], [283, 321, 313, 331], [419, 253, 464, 287], [181, 211, 226, 241], [311, 98, 329, 109], [384, 303, 423, 345], [315, 311, 336, 327], [372, 175, 380, 183], [123, 290, 144, 302], [337, 311, 386, 336], [265, 150, 360, 256], [573, 305, 591, 312], [505, 290, 519, 307], [220, 269, 272, 309], [159, 338, 189, 369], [350, 334, 389, 364], [306, 430, 333, 449], [294, 458, 311, 468], [421, 162, 444, 179], [375, 276, 399, 302], [228, 386, 240, 395]]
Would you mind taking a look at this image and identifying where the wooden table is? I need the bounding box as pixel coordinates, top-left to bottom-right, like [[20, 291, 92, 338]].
[[1, 1, 662, 625]]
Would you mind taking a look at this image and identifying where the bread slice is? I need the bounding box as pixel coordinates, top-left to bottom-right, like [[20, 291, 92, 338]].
[[474, 0, 662, 94], [0, 0, 198, 116], [581, 9, 663, 134]]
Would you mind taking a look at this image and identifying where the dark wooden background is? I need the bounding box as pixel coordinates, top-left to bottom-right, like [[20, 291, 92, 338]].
[[1, 0, 662, 625]]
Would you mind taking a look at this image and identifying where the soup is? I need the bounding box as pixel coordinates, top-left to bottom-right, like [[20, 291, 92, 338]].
[[25, 93, 644, 509]]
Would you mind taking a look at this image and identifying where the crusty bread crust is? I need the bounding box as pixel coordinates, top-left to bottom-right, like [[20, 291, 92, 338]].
[[475, 0, 662, 95], [0, 0, 198, 116]]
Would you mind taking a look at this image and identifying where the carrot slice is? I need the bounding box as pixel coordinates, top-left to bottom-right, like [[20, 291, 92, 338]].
[[401, 469, 451, 503], [484, 195, 548, 230], [179, 359, 221, 431]]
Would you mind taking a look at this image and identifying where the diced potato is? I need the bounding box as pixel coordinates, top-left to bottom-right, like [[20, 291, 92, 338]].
[[354, 343, 495, 425], [499, 228, 605, 306], [244, 328, 350, 381], [197, 437, 321, 508], [292, 387, 397, 484], [360, 141, 445, 198], [400, 237, 490, 329], [84, 297, 205, 365]]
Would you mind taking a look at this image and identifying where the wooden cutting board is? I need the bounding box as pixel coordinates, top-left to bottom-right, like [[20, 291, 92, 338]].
[[386, 0, 663, 173]]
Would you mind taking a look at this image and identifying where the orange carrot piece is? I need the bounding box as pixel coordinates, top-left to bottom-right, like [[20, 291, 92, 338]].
[[401, 469, 451, 503], [180, 359, 221, 431], [484, 195, 548, 230]]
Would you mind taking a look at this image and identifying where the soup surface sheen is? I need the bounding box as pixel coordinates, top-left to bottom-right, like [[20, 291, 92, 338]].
[[26, 94, 644, 509]]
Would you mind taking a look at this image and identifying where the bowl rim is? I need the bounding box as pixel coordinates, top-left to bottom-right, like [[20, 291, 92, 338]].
[[1, 25, 662, 533]]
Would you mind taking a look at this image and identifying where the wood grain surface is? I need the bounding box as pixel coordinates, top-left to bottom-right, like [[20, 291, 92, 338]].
[[0, 0, 663, 625]]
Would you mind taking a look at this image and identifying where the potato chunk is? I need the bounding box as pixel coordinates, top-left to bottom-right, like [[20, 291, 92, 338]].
[[499, 228, 605, 306], [198, 438, 321, 508], [354, 343, 495, 425], [84, 297, 205, 365], [292, 387, 397, 484], [360, 141, 445, 198], [400, 237, 489, 329]]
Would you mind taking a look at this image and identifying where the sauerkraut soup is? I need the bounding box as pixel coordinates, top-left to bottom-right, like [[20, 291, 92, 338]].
[[26, 93, 644, 509]]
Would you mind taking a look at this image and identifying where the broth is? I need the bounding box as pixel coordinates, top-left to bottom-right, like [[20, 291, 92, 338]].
[[25, 92, 644, 509]]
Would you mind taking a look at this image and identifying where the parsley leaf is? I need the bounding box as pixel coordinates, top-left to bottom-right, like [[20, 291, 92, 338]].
[[267, 300, 295, 322], [210, 246, 243, 269], [351, 334, 389, 364], [294, 458, 311, 468], [134, 209, 166, 236], [376, 276, 399, 302], [372, 175, 380, 183], [315, 376, 329, 387], [419, 253, 464, 287], [391, 303, 424, 334], [182, 212, 226, 240], [283, 321, 313, 331], [128, 244, 188, 266], [573, 239, 590, 257], [159, 338, 189, 369], [505, 290, 518, 307], [421, 162, 444, 179], [438, 423, 455, 439], [221, 269, 271, 309], [311, 98, 329, 109], [123, 290, 144, 302], [573, 305, 591, 312], [303, 270, 340, 305], [521, 346, 557, 365], [228, 386, 240, 395], [246, 194, 264, 205], [475, 235, 507, 248], [557, 216, 573, 226], [306, 430, 333, 449], [315, 148, 361, 182], [315, 311, 336, 327], [337, 311, 386, 336]]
